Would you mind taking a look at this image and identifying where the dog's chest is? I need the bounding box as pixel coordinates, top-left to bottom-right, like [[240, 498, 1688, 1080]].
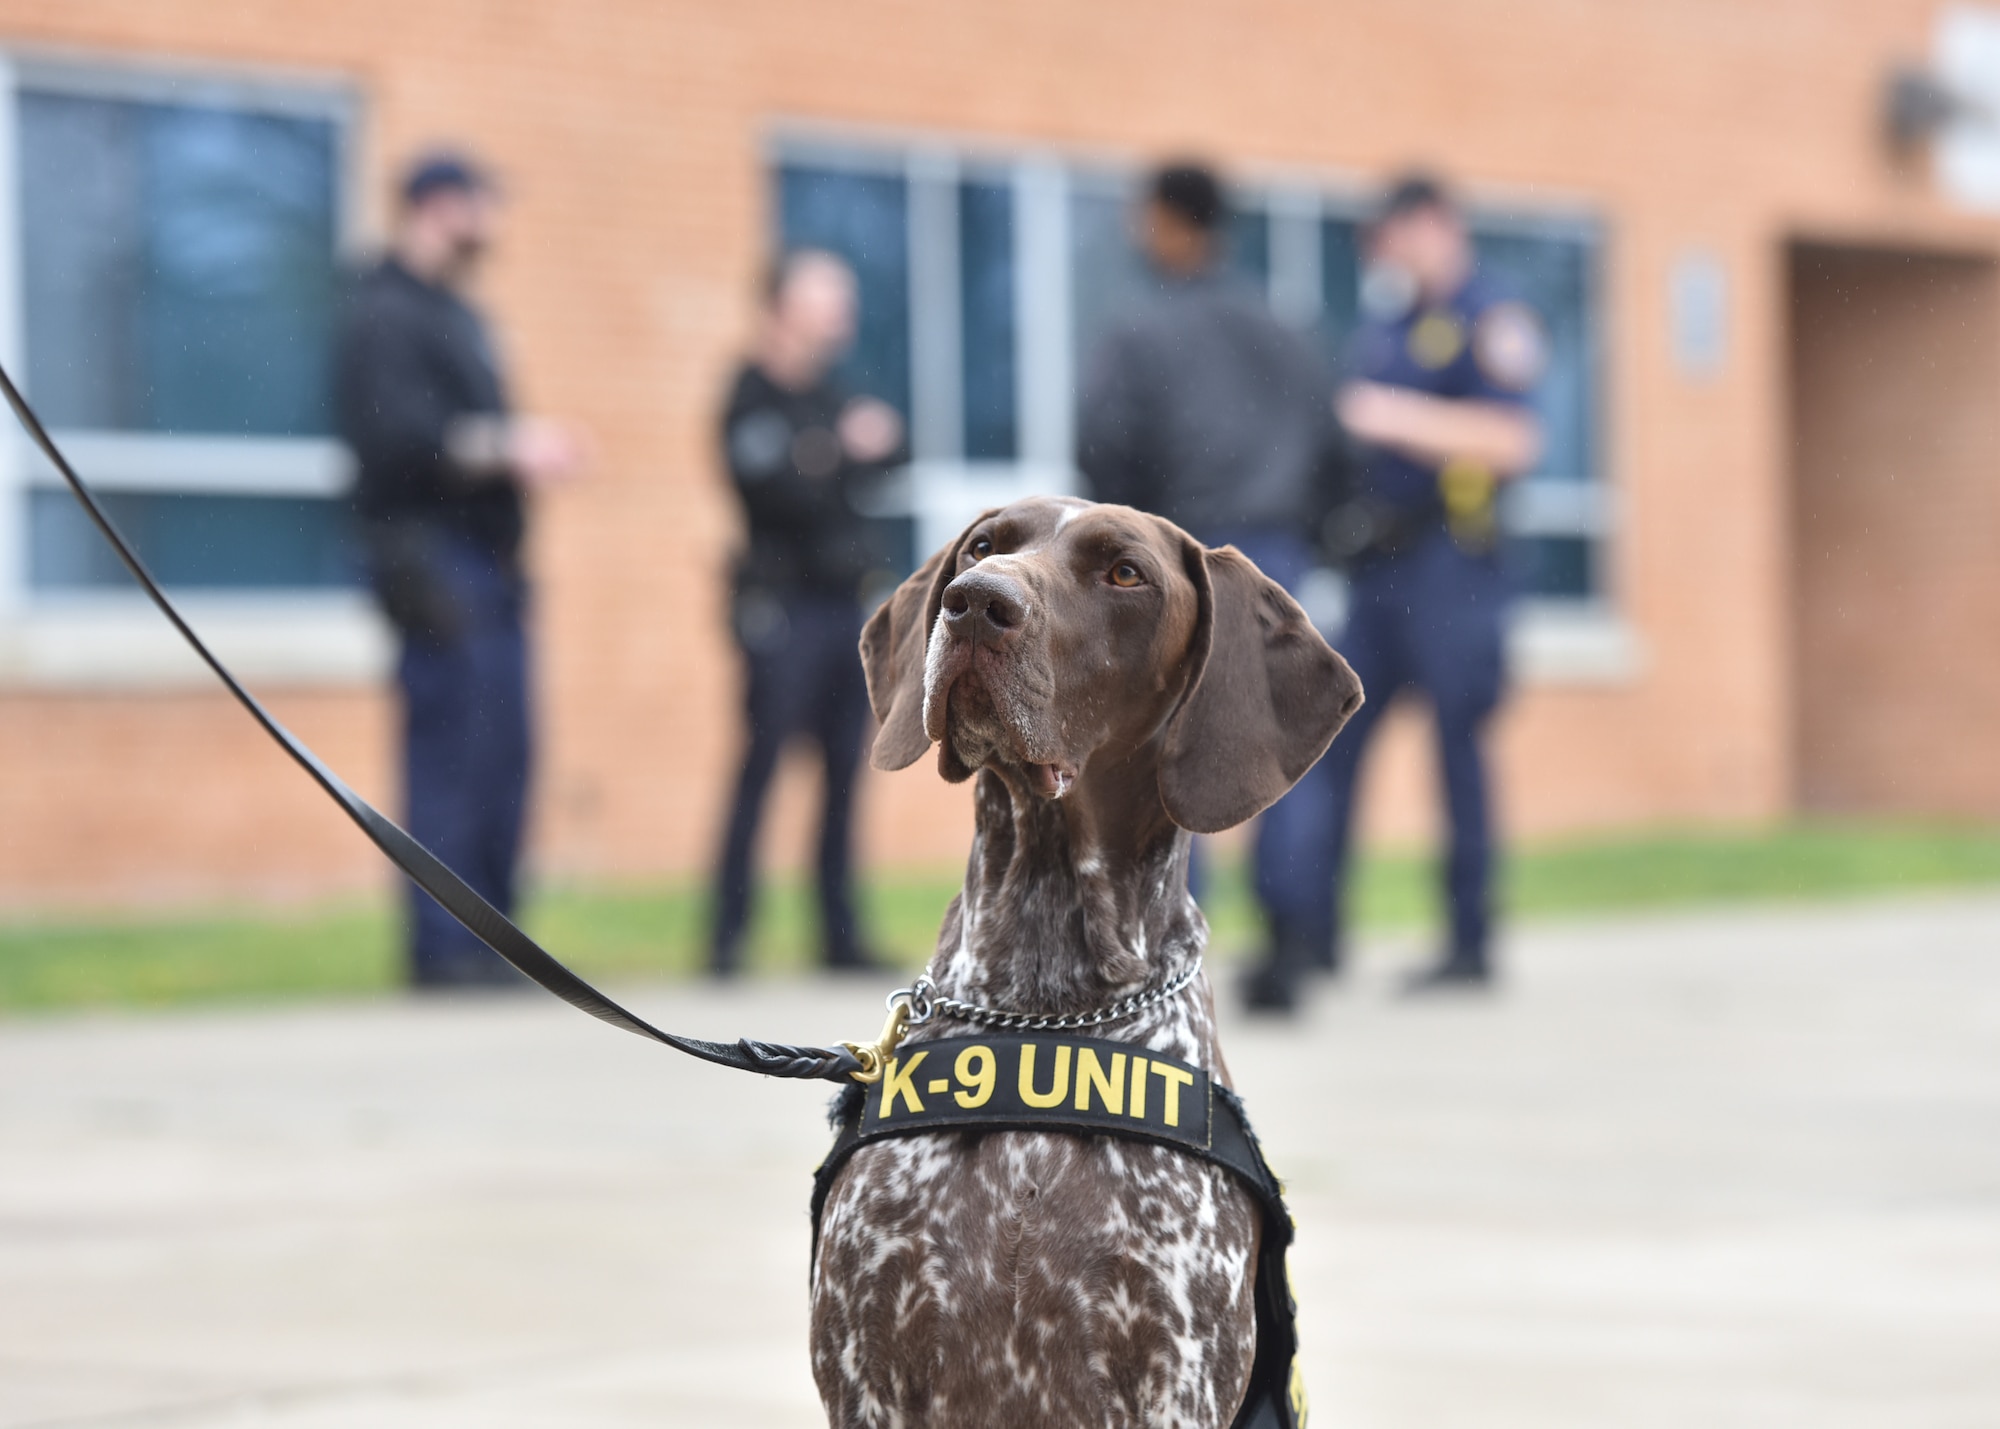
[[809, 995, 1260, 1428]]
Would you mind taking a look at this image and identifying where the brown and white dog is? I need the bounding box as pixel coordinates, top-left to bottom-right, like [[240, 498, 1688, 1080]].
[[811, 497, 1362, 1428]]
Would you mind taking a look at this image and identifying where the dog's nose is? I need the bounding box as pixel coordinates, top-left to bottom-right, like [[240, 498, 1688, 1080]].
[[940, 569, 1027, 647]]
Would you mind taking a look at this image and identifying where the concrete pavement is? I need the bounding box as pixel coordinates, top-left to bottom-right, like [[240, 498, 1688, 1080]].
[[3, 893, 1998, 1427]]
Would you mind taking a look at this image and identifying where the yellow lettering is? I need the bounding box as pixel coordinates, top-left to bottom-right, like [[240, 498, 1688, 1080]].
[[1017, 1043, 1071, 1108], [1130, 1056, 1149, 1118], [954, 1045, 996, 1108], [928, 1079, 949, 1094], [1074, 1049, 1126, 1114], [877, 1051, 930, 1118], [1152, 1062, 1194, 1127]]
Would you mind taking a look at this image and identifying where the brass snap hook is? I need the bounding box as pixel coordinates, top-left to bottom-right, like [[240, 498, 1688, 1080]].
[[844, 999, 912, 1085]]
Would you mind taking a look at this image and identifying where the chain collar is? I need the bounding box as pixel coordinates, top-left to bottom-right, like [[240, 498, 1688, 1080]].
[[885, 958, 1204, 1034]]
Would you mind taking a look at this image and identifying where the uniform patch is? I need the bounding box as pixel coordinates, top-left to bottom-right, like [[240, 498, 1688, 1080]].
[[1474, 301, 1548, 391], [1407, 310, 1465, 370]]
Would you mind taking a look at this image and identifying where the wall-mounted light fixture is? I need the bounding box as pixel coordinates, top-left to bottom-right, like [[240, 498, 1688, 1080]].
[[1884, 66, 1981, 153]]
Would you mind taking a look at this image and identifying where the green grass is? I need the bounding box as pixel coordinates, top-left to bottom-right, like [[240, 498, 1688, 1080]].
[[4, 821, 1999, 1014]]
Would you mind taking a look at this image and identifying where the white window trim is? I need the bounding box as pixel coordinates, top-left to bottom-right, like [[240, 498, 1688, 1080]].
[[24, 432, 353, 497], [1266, 184, 1325, 329], [0, 47, 380, 688], [1012, 155, 1074, 472], [905, 148, 963, 464], [1509, 601, 1646, 685], [0, 591, 391, 689]]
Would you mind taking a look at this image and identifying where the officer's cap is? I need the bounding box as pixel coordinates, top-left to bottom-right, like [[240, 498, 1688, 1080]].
[[401, 150, 495, 207], [1373, 171, 1457, 231]]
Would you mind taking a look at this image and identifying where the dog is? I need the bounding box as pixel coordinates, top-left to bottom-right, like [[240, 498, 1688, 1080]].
[[809, 497, 1361, 1427]]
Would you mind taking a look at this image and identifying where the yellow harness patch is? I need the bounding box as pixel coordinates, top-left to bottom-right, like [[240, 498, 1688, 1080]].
[[816, 1034, 1306, 1428]]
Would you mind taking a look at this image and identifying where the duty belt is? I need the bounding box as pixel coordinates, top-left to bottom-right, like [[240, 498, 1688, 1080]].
[[814, 1035, 1308, 1429]]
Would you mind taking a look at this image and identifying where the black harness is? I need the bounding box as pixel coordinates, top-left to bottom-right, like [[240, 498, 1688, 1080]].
[[813, 1035, 1308, 1429], [0, 366, 1307, 1427]]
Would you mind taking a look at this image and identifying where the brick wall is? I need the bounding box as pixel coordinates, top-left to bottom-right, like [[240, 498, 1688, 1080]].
[[0, 0, 1987, 908]]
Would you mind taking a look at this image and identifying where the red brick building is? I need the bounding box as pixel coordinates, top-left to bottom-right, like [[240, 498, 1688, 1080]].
[[0, 0, 1996, 907]]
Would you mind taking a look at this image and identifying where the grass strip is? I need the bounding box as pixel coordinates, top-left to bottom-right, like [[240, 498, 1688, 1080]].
[[2, 820, 1997, 1013]]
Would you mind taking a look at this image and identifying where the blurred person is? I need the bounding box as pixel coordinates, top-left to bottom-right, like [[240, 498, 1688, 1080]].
[[1076, 159, 1352, 1013], [1273, 171, 1546, 999], [710, 250, 905, 977], [336, 151, 587, 989]]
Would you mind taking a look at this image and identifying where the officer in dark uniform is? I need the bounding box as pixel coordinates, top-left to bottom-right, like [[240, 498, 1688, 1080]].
[[710, 249, 905, 976], [1262, 173, 1545, 1000], [336, 152, 585, 988]]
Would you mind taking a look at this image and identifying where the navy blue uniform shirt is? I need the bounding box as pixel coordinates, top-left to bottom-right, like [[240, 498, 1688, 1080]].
[[1346, 273, 1543, 533]]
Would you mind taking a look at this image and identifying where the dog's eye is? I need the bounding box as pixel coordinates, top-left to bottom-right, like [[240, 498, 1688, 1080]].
[[967, 537, 993, 562], [1109, 561, 1144, 588]]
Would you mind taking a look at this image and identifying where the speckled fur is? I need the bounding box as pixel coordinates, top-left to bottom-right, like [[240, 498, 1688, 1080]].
[[812, 499, 1360, 1429]]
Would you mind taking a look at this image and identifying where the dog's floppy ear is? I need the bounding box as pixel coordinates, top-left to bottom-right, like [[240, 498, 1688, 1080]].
[[1159, 542, 1364, 833], [860, 510, 1000, 772]]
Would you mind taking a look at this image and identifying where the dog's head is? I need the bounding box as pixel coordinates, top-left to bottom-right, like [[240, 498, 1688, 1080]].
[[861, 496, 1363, 833]]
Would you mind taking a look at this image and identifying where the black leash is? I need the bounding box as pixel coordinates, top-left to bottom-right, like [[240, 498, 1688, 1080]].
[[0, 361, 863, 1083]]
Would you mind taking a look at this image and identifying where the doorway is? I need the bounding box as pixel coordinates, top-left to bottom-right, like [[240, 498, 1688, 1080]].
[[1786, 243, 2000, 815]]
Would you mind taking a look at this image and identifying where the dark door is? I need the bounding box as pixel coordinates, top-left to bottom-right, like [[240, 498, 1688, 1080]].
[[1787, 242, 2000, 815]]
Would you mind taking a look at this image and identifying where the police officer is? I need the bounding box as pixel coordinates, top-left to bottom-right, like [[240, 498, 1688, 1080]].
[[710, 250, 905, 976], [1276, 172, 1544, 999], [1077, 160, 1351, 1012], [336, 152, 586, 989]]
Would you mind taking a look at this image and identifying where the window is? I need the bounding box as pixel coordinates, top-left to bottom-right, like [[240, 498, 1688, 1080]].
[[5, 56, 356, 596], [776, 162, 912, 423], [958, 179, 1017, 462], [771, 137, 1611, 606], [773, 147, 1051, 571]]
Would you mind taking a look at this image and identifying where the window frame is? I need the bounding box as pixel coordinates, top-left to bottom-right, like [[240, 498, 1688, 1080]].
[[0, 47, 386, 687], [771, 135, 1081, 561], [1461, 201, 1618, 617], [769, 124, 1637, 682]]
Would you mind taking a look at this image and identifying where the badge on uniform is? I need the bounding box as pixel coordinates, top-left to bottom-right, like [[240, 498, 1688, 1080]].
[[1406, 310, 1465, 370], [1473, 301, 1548, 392]]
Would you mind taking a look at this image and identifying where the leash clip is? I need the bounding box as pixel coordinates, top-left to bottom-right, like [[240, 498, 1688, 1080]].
[[844, 977, 934, 1084], [895, 974, 937, 1026]]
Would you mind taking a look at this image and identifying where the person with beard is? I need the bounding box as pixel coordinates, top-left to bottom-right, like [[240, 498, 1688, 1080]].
[[709, 249, 905, 976], [336, 151, 586, 989]]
